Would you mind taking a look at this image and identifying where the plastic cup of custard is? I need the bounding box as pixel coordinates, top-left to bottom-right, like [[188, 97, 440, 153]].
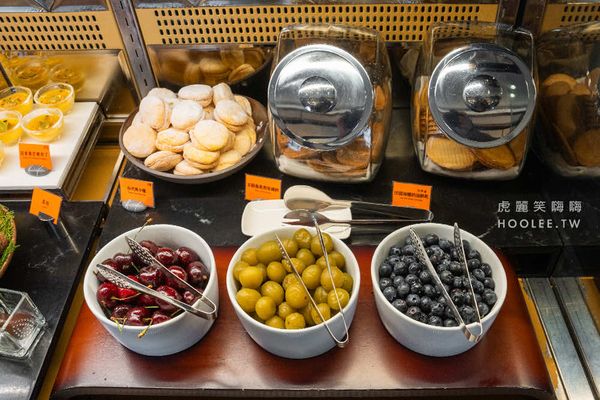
[[0, 86, 33, 116], [22, 107, 64, 142], [34, 83, 75, 114], [0, 110, 23, 145]]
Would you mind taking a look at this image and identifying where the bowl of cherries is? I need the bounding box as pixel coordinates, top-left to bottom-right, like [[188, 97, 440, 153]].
[[83, 224, 218, 356], [371, 223, 507, 357]]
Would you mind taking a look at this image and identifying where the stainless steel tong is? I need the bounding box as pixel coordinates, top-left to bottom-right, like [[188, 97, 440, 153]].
[[409, 224, 483, 343], [283, 210, 425, 229]]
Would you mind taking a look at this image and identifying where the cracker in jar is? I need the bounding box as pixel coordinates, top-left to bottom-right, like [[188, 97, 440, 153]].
[[426, 136, 476, 171], [542, 73, 577, 90], [573, 128, 600, 166], [543, 81, 572, 98], [229, 64, 255, 82], [335, 139, 370, 169], [473, 145, 516, 170], [554, 94, 581, 141]]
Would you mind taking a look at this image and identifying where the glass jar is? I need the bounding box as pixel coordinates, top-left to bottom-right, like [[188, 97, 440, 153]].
[[269, 25, 392, 182], [413, 22, 536, 180], [536, 22, 600, 176]]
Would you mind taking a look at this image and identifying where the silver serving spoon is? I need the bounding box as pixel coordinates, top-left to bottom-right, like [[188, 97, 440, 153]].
[[283, 185, 433, 220]]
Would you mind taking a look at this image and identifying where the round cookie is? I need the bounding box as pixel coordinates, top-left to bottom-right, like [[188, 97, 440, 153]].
[[144, 151, 182, 171], [174, 160, 204, 176], [183, 63, 203, 86], [139, 96, 171, 131], [178, 84, 213, 107], [183, 143, 220, 165], [170, 100, 204, 130], [220, 49, 245, 69], [155, 128, 189, 153], [426, 136, 476, 171], [212, 82, 235, 104], [473, 145, 517, 170], [234, 95, 252, 116], [190, 120, 231, 151], [123, 123, 157, 158], [542, 73, 577, 90], [214, 99, 248, 130], [198, 55, 229, 76], [147, 87, 177, 101], [244, 48, 265, 69], [228, 64, 255, 82], [215, 149, 242, 170], [234, 132, 253, 155]]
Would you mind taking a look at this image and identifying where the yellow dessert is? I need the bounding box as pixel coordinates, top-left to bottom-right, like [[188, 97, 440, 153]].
[[50, 65, 85, 92], [0, 142, 4, 168], [0, 86, 33, 115], [0, 111, 22, 145], [14, 61, 49, 90], [22, 108, 63, 142], [35, 83, 75, 114]]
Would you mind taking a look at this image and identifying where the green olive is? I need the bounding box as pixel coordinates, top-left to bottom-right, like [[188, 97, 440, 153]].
[[320, 266, 345, 291], [267, 261, 286, 283], [285, 312, 306, 329], [316, 255, 337, 269], [310, 233, 334, 256], [327, 288, 350, 311], [241, 248, 259, 265], [282, 257, 306, 274], [261, 281, 284, 305], [301, 264, 322, 290], [257, 240, 283, 264], [310, 303, 331, 324], [329, 250, 346, 269], [314, 286, 329, 304], [233, 260, 249, 282], [265, 315, 285, 329], [293, 228, 312, 249], [342, 272, 353, 292], [282, 273, 301, 290], [285, 284, 309, 309], [239, 266, 264, 289], [282, 238, 299, 258], [301, 305, 315, 326], [255, 296, 276, 320], [278, 301, 295, 319], [295, 248, 316, 267], [236, 288, 261, 313]]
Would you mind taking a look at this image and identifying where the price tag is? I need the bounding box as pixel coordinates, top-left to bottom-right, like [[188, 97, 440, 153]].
[[30, 187, 62, 224], [392, 181, 432, 210], [245, 174, 281, 201], [119, 177, 155, 208], [19, 143, 52, 170]]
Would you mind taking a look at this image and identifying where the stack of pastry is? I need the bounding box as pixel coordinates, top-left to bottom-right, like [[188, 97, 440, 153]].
[[123, 83, 258, 176], [540, 72, 600, 167]]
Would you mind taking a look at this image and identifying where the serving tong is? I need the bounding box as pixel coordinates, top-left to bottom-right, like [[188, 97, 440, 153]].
[[284, 210, 425, 229], [275, 216, 350, 347], [409, 224, 483, 343]]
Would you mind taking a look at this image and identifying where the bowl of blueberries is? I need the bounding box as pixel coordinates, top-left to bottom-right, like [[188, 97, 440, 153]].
[[370, 223, 507, 357]]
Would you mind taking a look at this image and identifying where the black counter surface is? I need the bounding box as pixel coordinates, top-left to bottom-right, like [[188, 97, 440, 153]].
[[0, 200, 105, 400]]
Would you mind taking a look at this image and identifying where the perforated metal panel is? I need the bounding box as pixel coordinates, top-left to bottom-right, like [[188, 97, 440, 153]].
[[136, 4, 499, 45], [0, 10, 123, 51], [541, 3, 600, 33]]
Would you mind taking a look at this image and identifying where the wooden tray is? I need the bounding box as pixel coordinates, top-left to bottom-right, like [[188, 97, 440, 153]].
[[52, 247, 552, 399]]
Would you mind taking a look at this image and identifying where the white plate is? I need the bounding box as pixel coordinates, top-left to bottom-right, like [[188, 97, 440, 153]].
[[0, 102, 99, 192], [241, 199, 352, 239]]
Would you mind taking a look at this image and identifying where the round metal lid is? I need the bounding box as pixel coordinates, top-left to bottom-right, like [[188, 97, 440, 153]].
[[428, 43, 536, 148], [268, 44, 373, 150]]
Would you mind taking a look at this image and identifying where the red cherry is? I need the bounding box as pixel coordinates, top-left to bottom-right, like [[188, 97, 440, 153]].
[[124, 306, 150, 326], [140, 240, 159, 255], [138, 266, 163, 288], [187, 261, 210, 288], [155, 285, 182, 312], [136, 293, 156, 307], [156, 247, 178, 266], [97, 282, 118, 309], [127, 275, 140, 283], [182, 290, 197, 305], [151, 311, 171, 325], [166, 265, 188, 289], [111, 304, 131, 319], [97, 259, 120, 282], [117, 287, 138, 302], [175, 247, 199, 265]]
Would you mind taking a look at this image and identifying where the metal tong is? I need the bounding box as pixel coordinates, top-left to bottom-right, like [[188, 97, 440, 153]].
[[125, 236, 218, 320], [284, 210, 425, 229], [408, 223, 483, 343]]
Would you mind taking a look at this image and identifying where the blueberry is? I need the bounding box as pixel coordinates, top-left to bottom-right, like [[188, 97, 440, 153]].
[[430, 244, 443, 254], [460, 305, 476, 323], [450, 248, 460, 261], [419, 270, 432, 283], [383, 286, 397, 302], [462, 240, 471, 253], [379, 263, 392, 278], [406, 306, 422, 320], [449, 261, 463, 275], [401, 255, 416, 265], [404, 236, 414, 246], [393, 275, 405, 287], [397, 282, 410, 298], [452, 276, 463, 289], [389, 245, 403, 257], [437, 295, 447, 306], [470, 278, 485, 294], [483, 277, 495, 289], [436, 262, 450, 273], [425, 247, 434, 257], [429, 253, 442, 265], [430, 301, 444, 316], [481, 263, 493, 277], [444, 306, 456, 319], [477, 302, 490, 317], [410, 282, 424, 295], [483, 289, 497, 306], [379, 277, 393, 291], [424, 233, 439, 246], [408, 262, 422, 275], [402, 245, 415, 256], [450, 288, 464, 306], [472, 268, 485, 281], [443, 283, 451, 293], [406, 293, 420, 307], [467, 258, 481, 270], [439, 239, 453, 252], [441, 252, 452, 262], [390, 273, 397, 279], [439, 270, 454, 285], [467, 248, 481, 261], [393, 261, 408, 276], [423, 284, 437, 297], [405, 274, 419, 285], [420, 296, 433, 313], [474, 293, 482, 303], [418, 313, 428, 324], [444, 318, 458, 327], [392, 299, 408, 313], [428, 315, 443, 326]]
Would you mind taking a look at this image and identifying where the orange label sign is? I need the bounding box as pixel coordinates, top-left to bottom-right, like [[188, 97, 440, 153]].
[[245, 174, 282, 201], [19, 143, 52, 170], [119, 177, 155, 208], [30, 187, 62, 224], [392, 181, 432, 210]]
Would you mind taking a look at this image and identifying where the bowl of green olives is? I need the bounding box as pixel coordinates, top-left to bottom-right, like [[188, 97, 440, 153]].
[[226, 226, 360, 359]]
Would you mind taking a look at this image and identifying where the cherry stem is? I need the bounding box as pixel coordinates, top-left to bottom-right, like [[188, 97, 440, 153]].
[[138, 317, 153, 339]]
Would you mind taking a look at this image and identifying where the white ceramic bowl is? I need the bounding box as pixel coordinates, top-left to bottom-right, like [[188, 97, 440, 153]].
[[226, 226, 360, 359], [83, 224, 219, 356], [371, 223, 507, 357]]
